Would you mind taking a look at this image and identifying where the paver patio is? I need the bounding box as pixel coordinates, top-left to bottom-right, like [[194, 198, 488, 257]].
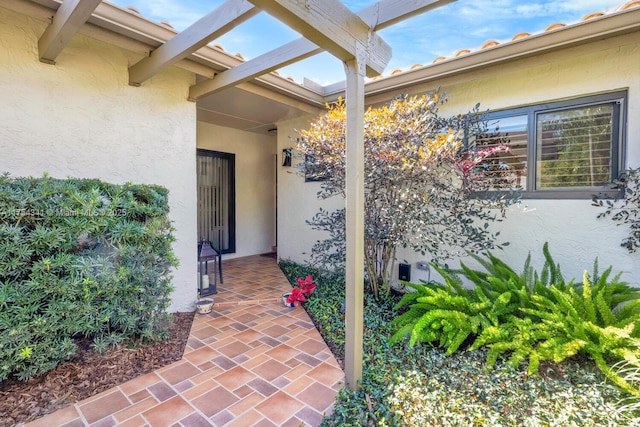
[[25, 255, 344, 427]]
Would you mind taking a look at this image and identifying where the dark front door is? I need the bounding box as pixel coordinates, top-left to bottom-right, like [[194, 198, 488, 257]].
[[197, 149, 235, 254]]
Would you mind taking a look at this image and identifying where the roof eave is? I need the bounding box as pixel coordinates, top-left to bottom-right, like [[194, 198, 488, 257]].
[[8, 0, 326, 107], [324, 7, 640, 101]]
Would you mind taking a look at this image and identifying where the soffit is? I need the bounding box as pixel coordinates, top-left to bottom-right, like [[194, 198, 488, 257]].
[[196, 86, 317, 133]]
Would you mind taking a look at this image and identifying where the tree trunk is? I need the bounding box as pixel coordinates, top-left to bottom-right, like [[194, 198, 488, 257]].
[[364, 239, 396, 299]]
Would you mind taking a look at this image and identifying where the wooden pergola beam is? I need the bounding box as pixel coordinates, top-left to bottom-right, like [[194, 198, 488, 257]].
[[189, 38, 322, 100], [189, 0, 453, 100], [128, 0, 259, 86], [38, 0, 102, 64], [359, 0, 454, 30], [248, 0, 392, 77]]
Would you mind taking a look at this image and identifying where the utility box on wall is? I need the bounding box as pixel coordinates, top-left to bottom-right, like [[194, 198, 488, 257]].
[[399, 263, 411, 281]]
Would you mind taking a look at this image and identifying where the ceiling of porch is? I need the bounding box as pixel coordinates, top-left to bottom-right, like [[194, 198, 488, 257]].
[[195, 86, 313, 134]]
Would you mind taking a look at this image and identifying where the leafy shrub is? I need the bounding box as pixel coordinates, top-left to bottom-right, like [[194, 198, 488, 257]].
[[593, 166, 640, 253], [382, 353, 623, 427], [297, 92, 519, 298], [390, 244, 640, 396], [0, 174, 177, 380], [389, 245, 558, 351], [280, 261, 625, 426]]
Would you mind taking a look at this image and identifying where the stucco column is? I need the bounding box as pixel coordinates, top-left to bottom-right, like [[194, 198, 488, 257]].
[[343, 41, 366, 390]]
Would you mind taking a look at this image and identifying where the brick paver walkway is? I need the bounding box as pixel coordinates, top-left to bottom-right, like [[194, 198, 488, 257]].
[[26, 255, 344, 427]]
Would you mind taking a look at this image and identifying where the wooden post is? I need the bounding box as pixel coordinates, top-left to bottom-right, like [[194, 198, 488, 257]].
[[343, 41, 366, 390]]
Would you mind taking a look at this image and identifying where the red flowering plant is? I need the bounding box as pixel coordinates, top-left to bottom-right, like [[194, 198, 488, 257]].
[[286, 274, 316, 305]]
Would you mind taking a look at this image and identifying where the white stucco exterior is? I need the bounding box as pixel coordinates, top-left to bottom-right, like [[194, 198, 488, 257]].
[[0, 7, 197, 311], [277, 31, 640, 287], [275, 115, 345, 266]]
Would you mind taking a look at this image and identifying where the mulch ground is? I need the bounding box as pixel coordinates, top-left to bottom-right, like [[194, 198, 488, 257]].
[[0, 311, 194, 427]]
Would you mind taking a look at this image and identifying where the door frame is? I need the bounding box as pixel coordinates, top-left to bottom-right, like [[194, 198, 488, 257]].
[[196, 148, 236, 254]]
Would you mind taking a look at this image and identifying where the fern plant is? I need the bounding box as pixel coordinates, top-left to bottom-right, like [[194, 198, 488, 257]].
[[525, 273, 640, 396], [390, 245, 555, 350], [390, 244, 640, 396], [390, 283, 487, 353], [474, 273, 640, 394], [390, 262, 523, 353]]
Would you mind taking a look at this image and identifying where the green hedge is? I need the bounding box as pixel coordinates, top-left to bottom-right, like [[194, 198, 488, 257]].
[[0, 174, 178, 380]]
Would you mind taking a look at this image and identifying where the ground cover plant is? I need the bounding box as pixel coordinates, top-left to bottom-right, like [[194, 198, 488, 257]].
[[612, 340, 640, 425], [295, 92, 519, 298], [0, 174, 178, 381], [279, 259, 629, 426]]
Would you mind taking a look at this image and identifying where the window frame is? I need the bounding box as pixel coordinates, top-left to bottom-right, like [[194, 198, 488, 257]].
[[470, 91, 627, 199]]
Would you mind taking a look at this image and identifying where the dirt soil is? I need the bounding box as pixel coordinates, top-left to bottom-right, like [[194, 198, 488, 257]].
[[0, 311, 194, 427]]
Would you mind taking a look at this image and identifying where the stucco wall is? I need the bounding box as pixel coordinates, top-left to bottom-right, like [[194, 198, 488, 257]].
[[196, 122, 277, 259], [393, 32, 640, 285], [279, 31, 640, 287], [275, 115, 346, 266], [0, 7, 197, 312]]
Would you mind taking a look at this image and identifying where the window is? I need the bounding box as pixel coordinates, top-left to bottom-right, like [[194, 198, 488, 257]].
[[467, 92, 626, 198]]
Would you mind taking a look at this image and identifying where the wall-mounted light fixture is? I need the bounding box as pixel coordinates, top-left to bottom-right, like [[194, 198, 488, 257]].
[[268, 128, 277, 134], [282, 148, 292, 167]]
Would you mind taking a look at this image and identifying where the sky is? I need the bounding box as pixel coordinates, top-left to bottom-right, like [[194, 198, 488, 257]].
[[108, 0, 624, 85]]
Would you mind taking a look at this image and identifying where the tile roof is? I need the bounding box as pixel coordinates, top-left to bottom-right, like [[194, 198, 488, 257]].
[[369, 0, 640, 82]]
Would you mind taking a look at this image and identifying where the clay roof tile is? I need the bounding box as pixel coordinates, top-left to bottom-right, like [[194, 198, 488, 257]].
[[545, 22, 566, 31], [511, 32, 531, 41], [481, 40, 500, 49], [618, 0, 640, 10], [581, 12, 605, 21]]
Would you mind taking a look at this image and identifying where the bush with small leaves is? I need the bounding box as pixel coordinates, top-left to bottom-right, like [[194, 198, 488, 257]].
[[297, 92, 520, 299], [0, 174, 177, 381], [593, 166, 640, 253]]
